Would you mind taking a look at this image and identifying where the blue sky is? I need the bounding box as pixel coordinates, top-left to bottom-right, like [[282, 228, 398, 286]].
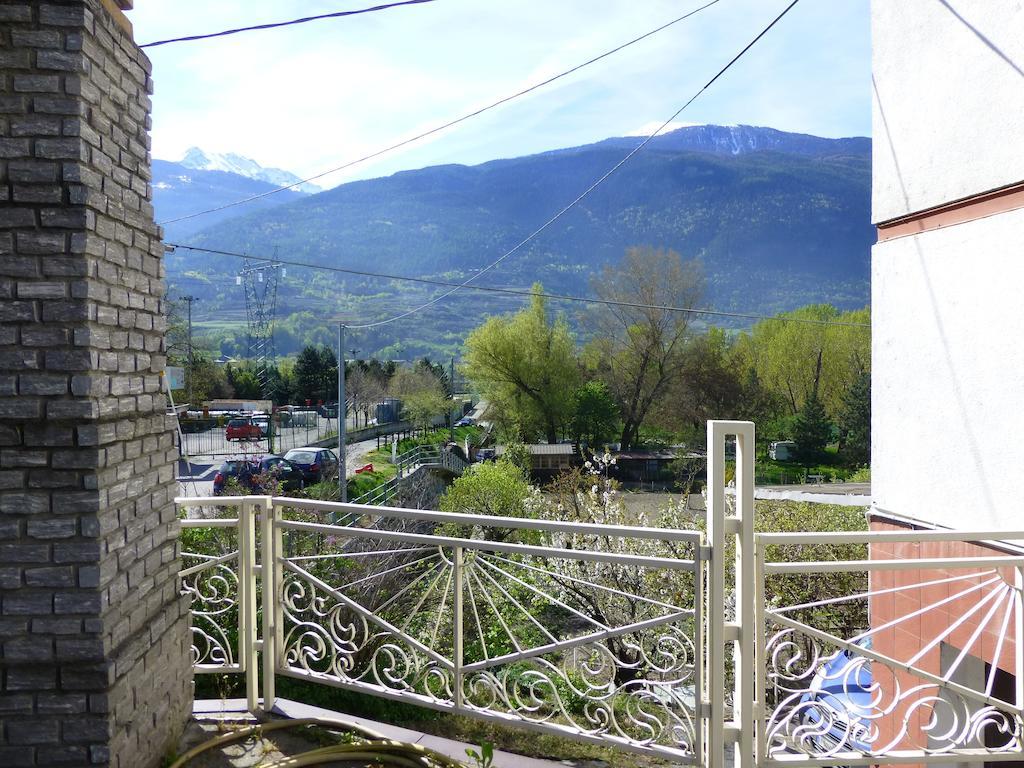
[[130, 0, 869, 188]]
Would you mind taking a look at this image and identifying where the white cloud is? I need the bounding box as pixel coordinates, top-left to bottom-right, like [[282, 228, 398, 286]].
[[134, 0, 870, 182]]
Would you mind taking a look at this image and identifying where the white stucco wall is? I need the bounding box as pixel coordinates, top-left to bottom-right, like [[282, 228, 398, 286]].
[[872, 1, 1024, 223], [871, 208, 1024, 528]]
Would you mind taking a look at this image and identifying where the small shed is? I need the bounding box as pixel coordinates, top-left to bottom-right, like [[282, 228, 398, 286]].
[[610, 449, 680, 482], [375, 398, 403, 424], [495, 443, 579, 480]]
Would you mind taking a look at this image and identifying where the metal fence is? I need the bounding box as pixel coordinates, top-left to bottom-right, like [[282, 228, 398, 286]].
[[180, 496, 703, 762], [178, 411, 350, 458], [177, 420, 1024, 767]]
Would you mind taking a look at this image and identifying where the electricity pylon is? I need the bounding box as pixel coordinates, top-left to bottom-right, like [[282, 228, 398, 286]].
[[238, 252, 284, 398]]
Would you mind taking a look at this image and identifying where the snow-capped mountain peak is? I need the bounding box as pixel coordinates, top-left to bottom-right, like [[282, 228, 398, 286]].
[[178, 147, 322, 194]]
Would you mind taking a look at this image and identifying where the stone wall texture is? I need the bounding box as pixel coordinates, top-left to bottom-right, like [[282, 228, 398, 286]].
[[0, 2, 192, 766]]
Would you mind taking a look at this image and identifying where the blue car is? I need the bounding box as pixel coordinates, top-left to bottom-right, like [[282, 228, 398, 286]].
[[283, 447, 339, 485], [798, 644, 873, 754]]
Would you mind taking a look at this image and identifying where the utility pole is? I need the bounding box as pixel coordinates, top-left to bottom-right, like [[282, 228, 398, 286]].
[[181, 295, 198, 406], [337, 323, 347, 503], [349, 346, 360, 426], [449, 355, 455, 442]]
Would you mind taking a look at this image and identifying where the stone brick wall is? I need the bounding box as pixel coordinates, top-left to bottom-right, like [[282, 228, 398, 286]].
[[0, 2, 192, 766]]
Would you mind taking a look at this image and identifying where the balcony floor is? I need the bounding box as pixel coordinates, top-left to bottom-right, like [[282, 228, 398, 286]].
[[188, 698, 573, 768]]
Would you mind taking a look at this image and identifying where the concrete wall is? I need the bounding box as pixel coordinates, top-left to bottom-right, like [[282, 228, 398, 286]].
[[0, 2, 192, 766], [872, 1, 1024, 221], [872, 210, 1024, 526], [871, 1, 1024, 529]]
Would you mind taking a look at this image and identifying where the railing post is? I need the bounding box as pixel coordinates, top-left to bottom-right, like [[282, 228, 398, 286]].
[[694, 525, 705, 764], [260, 496, 278, 711], [1016, 567, 1023, 710], [734, 422, 755, 766], [706, 421, 727, 768], [453, 545, 464, 710], [753, 531, 766, 765], [274, 500, 286, 668], [238, 500, 258, 712], [706, 420, 755, 768]]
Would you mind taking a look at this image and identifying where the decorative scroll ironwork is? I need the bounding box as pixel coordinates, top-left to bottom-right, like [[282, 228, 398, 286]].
[[460, 629, 697, 750], [181, 553, 240, 669], [281, 570, 455, 701], [277, 533, 700, 760], [764, 568, 1024, 762]]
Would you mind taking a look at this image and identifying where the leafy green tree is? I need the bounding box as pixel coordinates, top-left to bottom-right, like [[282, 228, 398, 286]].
[[402, 388, 449, 433], [792, 394, 832, 464], [264, 363, 294, 405], [463, 287, 579, 444], [318, 346, 339, 397], [292, 346, 321, 404], [347, 365, 387, 427], [365, 358, 397, 382], [439, 460, 535, 526], [499, 442, 532, 475], [586, 247, 704, 450], [184, 354, 232, 403], [292, 345, 337, 404], [164, 296, 190, 364], [274, 359, 297, 404], [746, 305, 870, 417], [837, 372, 870, 465], [390, 366, 448, 433], [659, 328, 745, 437], [570, 381, 620, 448], [413, 357, 449, 394], [226, 364, 262, 400]]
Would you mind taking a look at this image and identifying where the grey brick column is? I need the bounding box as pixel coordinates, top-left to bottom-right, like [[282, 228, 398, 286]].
[[0, 2, 193, 766]]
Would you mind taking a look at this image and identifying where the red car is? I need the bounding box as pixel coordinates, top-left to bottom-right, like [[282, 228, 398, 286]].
[[225, 417, 263, 442]]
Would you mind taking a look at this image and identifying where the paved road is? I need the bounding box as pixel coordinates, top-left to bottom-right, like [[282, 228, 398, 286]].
[[342, 436, 382, 475]]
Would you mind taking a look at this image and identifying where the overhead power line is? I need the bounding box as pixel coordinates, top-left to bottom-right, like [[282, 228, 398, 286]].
[[155, 0, 724, 227], [140, 0, 438, 49], [346, 0, 804, 330], [164, 242, 870, 329]]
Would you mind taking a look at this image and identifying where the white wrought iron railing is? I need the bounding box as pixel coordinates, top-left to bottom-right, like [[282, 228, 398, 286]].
[[179, 494, 705, 762], [756, 527, 1024, 766], [177, 421, 1024, 767]]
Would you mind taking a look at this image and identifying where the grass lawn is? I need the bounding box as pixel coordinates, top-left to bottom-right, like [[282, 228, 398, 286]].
[[396, 425, 483, 453], [749, 444, 867, 484]]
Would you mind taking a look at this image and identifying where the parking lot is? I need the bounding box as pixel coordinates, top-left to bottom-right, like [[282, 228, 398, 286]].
[[175, 412, 383, 499]]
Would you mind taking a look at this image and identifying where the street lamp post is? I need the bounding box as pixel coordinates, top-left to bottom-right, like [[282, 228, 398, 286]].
[[181, 295, 197, 407], [337, 322, 347, 502], [449, 356, 456, 443]]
